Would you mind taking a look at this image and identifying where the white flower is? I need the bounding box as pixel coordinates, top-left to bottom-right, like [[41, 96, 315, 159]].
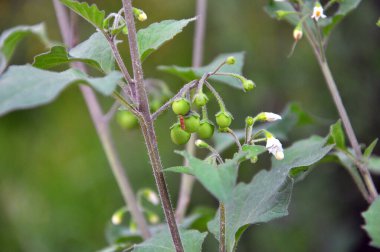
[[148, 191, 159, 205], [264, 112, 282, 122], [112, 212, 123, 225], [266, 136, 284, 160], [311, 4, 327, 21], [138, 12, 147, 22]]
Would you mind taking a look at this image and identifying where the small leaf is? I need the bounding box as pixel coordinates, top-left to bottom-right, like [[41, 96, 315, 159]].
[[0, 65, 122, 116], [159, 52, 245, 89], [208, 135, 334, 252], [362, 197, 380, 248], [264, 1, 299, 26], [364, 139, 378, 158], [369, 156, 380, 175], [166, 151, 248, 202], [60, 0, 105, 29], [132, 229, 207, 252], [241, 144, 267, 159], [33, 32, 114, 73], [0, 23, 52, 73], [328, 120, 346, 150], [137, 18, 196, 61], [33, 46, 103, 71], [320, 0, 362, 36]]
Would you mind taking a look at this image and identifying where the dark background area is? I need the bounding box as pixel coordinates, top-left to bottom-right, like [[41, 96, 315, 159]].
[[0, 0, 379, 251]]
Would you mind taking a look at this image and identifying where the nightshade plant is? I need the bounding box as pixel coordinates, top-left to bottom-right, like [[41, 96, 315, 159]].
[[0, 0, 379, 251]]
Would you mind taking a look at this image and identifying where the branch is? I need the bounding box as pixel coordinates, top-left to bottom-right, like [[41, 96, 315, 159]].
[[52, 0, 151, 239]]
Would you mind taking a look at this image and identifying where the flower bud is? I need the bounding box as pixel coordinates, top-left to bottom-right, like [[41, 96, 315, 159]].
[[266, 135, 285, 160], [257, 112, 282, 122], [245, 116, 254, 126], [243, 79, 255, 91], [293, 24, 303, 41], [133, 8, 147, 22], [147, 190, 159, 205], [195, 139, 209, 148], [147, 213, 160, 224], [193, 92, 209, 107], [226, 56, 236, 65], [111, 208, 126, 225]]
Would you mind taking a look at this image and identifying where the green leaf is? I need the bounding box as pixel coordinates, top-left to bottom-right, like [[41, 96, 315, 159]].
[[159, 52, 245, 89], [364, 139, 378, 158], [0, 65, 122, 116], [166, 151, 248, 202], [264, 1, 299, 26], [369, 156, 380, 175], [241, 145, 267, 159], [328, 120, 346, 150], [362, 197, 380, 248], [137, 18, 196, 62], [33, 46, 103, 71], [208, 135, 334, 252], [132, 229, 207, 252], [214, 102, 314, 153], [0, 23, 52, 73], [33, 32, 114, 73], [377, 18, 380, 27], [320, 0, 362, 36], [60, 0, 105, 29]]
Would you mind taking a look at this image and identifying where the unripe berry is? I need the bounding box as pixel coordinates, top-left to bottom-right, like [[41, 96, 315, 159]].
[[215, 111, 233, 129], [116, 110, 138, 129], [197, 120, 215, 139], [193, 92, 209, 107], [170, 123, 191, 145], [226, 56, 236, 65], [184, 112, 201, 133], [172, 98, 190, 115], [243, 79, 255, 91], [150, 99, 162, 112]]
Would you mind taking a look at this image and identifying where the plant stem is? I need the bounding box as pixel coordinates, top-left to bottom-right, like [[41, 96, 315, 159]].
[[303, 24, 378, 202], [121, 0, 183, 250], [219, 203, 226, 252], [52, 0, 151, 239], [227, 128, 242, 152], [176, 0, 208, 222]]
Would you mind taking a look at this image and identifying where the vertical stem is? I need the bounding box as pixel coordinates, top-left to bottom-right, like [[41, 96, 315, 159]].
[[176, 0, 208, 221], [52, 0, 151, 239], [219, 203, 226, 252], [121, 0, 183, 250]]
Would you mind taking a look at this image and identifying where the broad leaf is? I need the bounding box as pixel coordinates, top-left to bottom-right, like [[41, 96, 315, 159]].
[[33, 46, 103, 71], [33, 32, 114, 73], [0, 23, 51, 73], [320, 0, 362, 36], [362, 197, 380, 248], [208, 135, 334, 252], [60, 0, 105, 29], [132, 229, 207, 252], [264, 1, 299, 26], [137, 18, 196, 62], [214, 103, 314, 153], [0, 65, 122, 116], [166, 151, 250, 202], [159, 52, 245, 89]]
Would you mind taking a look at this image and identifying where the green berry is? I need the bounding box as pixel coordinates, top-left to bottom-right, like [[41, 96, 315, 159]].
[[170, 123, 191, 145], [193, 92, 209, 107], [226, 56, 236, 65], [243, 79, 255, 91], [150, 99, 162, 112], [184, 112, 200, 133], [197, 120, 215, 139], [172, 98, 190, 115], [116, 110, 138, 129], [215, 111, 233, 129]]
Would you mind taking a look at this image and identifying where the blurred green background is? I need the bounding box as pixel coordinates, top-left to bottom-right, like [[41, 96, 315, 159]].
[[0, 0, 379, 251]]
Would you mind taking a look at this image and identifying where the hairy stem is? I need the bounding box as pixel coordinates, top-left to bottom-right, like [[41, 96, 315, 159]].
[[219, 203, 226, 252], [121, 0, 183, 250], [52, 0, 151, 239], [176, 0, 208, 222]]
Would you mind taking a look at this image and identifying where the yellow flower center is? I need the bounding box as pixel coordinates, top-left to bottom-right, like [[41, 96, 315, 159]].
[[316, 10, 321, 17]]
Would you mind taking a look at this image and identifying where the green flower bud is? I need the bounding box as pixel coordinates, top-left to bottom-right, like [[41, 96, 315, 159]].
[[172, 98, 191, 115], [197, 120, 215, 139], [226, 56, 236, 65], [116, 110, 138, 129], [215, 111, 233, 129], [195, 139, 209, 148], [243, 79, 255, 91], [245, 116, 254, 126], [193, 92, 209, 107], [184, 112, 201, 133], [170, 123, 191, 145]]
